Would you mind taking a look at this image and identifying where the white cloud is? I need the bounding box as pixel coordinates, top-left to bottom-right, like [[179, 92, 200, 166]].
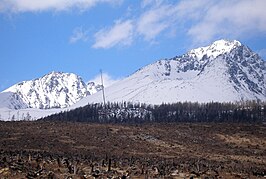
[[141, 0, 163, 9], [88, 0, 266, 49], [69, 27, 89, 44], [88, 73, 121, 88], [137, 0, 266, 45], [92, 1, 179, 48], [179, 0, 266, 44], [175, 0, 213, 20], [136, 4, 178, 41], [1, 0, 265, 48], [0, 0, 122, 13], [92, 20, 133, 49]]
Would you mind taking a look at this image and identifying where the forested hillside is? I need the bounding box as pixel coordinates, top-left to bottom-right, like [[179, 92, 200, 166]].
[[41, 101, 265, 123]]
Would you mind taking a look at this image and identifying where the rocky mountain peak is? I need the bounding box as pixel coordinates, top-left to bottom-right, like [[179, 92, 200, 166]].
[[1, 39, 265, 111], [72, 39, 265, 107], [188, 39, 242, 59], [2, 71, 101, 109]]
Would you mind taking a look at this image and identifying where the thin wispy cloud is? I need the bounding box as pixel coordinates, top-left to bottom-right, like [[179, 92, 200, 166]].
[[91, 2, 178, 48], [184, 0, 266, 45], [0, 0, 122, 13], [138, 0, 266, 45], [69, 27, 89, 44], [141, 0, 163, 9], [136, 3, 178, 41], [91, 0, 266, 48], [92, 20, 134, 49], [2, 0, 265, 50]]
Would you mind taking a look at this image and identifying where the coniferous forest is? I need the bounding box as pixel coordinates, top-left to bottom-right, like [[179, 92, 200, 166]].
[[40, 101, 266, 123]]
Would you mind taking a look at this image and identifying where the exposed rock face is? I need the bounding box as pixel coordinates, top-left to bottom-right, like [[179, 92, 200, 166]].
[[2, 72, 102, 109]]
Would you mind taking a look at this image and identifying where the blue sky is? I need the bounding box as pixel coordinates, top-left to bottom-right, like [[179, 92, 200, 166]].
[[0, 0, 266, 91]]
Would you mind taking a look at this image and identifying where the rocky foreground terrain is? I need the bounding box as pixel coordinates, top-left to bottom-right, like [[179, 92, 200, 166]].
[[0, 122, 265, 178]]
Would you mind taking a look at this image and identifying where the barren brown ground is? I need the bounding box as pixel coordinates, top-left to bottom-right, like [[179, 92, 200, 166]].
[[0, 121, 265, 178]]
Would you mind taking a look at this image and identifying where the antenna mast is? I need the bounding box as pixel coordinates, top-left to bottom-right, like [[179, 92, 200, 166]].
[[100, 69, 106, 107]]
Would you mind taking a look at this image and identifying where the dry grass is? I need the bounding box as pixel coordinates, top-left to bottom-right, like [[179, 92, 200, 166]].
[[0, 121, 265, 178]]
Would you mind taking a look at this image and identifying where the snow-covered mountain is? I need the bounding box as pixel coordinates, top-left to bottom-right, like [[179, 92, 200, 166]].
[[72, 39, 266, 107], [2, 71, 102, 109], [0, 92, 28, 109], [1, 39, 265, 115]]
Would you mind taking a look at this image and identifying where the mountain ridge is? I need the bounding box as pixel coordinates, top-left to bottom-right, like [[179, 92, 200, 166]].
[[71, 39, 266, 108], [1, 71, 102, 109], [0, 39, 265, 112]]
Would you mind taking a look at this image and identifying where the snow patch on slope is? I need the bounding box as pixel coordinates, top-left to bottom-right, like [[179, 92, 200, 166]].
[[0, 92, 28, 109]]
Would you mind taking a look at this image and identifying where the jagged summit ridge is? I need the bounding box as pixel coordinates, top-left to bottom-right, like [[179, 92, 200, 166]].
[[188, 39, 242, 59], [72, 39, 266, 107], [2, 72, 102, 109], [1, 39, 265, 112], [3, 72, 88, 109]]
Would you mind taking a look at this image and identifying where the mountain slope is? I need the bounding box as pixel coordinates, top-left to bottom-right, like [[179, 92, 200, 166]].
[[0, 92, 28, 109], [2, 72, 102, 109], [72, 39, 266, 107]]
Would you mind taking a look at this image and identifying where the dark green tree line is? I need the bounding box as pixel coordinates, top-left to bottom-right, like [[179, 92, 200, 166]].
[[40, 101, 266, 123]]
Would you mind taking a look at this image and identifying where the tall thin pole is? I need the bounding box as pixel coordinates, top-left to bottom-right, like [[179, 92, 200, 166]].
[[100, 70, 110, 164], [100, 69, 106, 108]]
